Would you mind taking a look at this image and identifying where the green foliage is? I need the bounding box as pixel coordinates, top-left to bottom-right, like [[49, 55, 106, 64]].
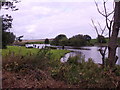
[[51, 56, 101, 85], [97, 35, 106, 43], [2, 46, 70, 59], [1, 0, 19, 49], [2, 46, 70, 72], [2, 46, 39, 56], [51, 34, 92, 47], [2, 15, 16, 49], [51, 34, 68, 46], [115, 66, 120, 76], [84, 35, 91, 42], [2, 46, 120, 88], [117, 37, 120, 45], [44, 38, 49, 44], [68, 34, 87, 47], [49, 49, 70, 60], [90, 38, 109, 45], [2, 31, 15, 48], [51, 56, 120, 88], [1, 0, 19, 11], [25, 41, 44, 44], [59, 37, 68, 46]]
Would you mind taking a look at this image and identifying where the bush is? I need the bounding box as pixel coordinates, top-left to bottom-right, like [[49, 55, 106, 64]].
[[51, 55, 102, 85], [3, 48, 51, 72]]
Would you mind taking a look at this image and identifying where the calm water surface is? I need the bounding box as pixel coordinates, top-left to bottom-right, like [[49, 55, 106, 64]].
[[61, 46, 120, 65], [26, 44, 120, 65]]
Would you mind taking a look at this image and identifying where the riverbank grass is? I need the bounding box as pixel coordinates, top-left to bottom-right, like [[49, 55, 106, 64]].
[[2, 46, 70, 71], [2, 46, 70, 59]]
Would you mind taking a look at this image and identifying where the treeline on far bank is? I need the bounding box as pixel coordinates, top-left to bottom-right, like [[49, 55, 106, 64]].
[[50, 34, 107, 47], [51, 34, 120, 47], [13, 34, 120, 47]]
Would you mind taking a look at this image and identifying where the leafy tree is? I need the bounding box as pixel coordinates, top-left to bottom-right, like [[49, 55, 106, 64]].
[[69, 34, 86, 47], [59, 37, 68, 46], [0, 0, 19, 48], [84, 35, 91, 42], [51, 34, 67, 46], [1, 14, 16, 48], [44, 38, 49, 44], [84, 35, 92, 45], [2, 31, 15, 48], [97, 35, 106, 43], [51, 34, 92, 46]]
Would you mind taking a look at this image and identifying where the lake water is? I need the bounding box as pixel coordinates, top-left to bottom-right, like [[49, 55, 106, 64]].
[[25, 44, 120, 65], [61, 46, 120, 65]]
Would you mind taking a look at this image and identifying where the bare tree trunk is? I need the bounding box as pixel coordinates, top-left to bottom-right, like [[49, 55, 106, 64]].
[[108, 1, 120, 67]]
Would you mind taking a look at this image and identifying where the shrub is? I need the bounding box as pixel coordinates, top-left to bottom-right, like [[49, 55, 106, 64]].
[[51, 55, 102, 85], [3, 48, 51, 72]]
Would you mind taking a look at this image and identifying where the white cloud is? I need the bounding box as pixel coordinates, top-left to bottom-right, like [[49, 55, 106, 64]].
[[31, 6, 51, 15], [26, 25, 36, 33], [1, 0, 114, 39]]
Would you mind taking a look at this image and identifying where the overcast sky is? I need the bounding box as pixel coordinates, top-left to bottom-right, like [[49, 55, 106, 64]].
[[1, 0, 114, 39]]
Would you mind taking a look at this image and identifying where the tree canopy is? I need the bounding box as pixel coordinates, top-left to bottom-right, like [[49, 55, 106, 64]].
[[51, 34, 92, 47], [44, 38, 49, 44], [51, 34, 68, 46], [0, 0, 19, 48]]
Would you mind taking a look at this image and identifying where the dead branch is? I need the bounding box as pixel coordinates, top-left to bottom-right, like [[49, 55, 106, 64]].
[[97, 21, 106, 35], [91, 19, 99, 35], [94, 0, 106, 17], [94, 0, 114, 39]]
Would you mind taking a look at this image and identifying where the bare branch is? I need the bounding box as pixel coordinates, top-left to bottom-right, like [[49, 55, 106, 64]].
[[95, 0, 114, 33], [103, 1, 111, 31], [107, 10, 114, 17], [102, 26, 106, 35], [94, 0, 106, 17], [103, 0, 114, 17], [98, 47, 107, 57], [104, 33, 108, 37], [97, 21, 106, 35], [103, 1, 107, 16], [91, 19, 99, 35], [104, 46, 107, 54]]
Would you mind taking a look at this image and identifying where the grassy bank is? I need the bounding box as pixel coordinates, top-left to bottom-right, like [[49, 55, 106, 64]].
[[2, 46, 70, 59], [2, 46, 39, 56]]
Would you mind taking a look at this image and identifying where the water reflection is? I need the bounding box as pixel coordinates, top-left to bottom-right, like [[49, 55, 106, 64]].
[[62, 46, 120, 65], [60, 52, 76, 63]]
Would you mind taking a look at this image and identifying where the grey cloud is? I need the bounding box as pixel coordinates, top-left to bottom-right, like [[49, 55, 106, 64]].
[[2, 0, 114, 39]]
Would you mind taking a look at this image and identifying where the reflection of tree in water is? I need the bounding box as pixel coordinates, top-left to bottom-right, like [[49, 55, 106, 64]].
[[60, 51, 84, 63]]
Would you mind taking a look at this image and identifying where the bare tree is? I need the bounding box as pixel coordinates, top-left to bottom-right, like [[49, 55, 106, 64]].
[[94, 0, 120, 68], [91, 19, 107, 67], [94, 0, 114, 39], [108, 1, 120, 67]]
